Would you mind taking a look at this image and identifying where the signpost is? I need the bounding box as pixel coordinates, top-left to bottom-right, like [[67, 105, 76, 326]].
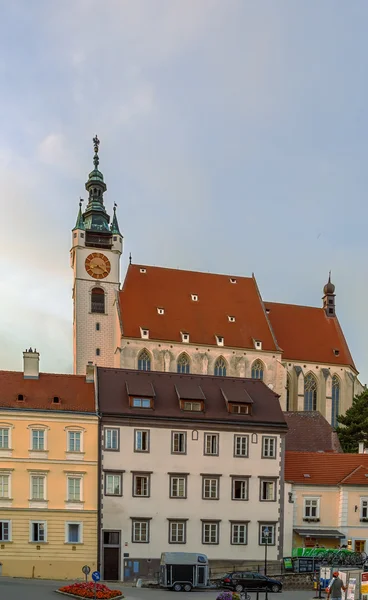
[[92, 571, 101, 600], [82, 565, 90, 582]]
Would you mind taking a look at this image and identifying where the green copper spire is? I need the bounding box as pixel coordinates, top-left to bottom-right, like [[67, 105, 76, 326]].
[[73, 199, 85, 231], [83, 135, 110, 232], [111, 203, 121, 234]]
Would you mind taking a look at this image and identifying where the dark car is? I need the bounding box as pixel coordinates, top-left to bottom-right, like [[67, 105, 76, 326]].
[[221, 571, 282, 593]]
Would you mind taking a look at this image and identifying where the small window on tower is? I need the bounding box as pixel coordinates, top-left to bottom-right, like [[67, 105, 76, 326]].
[[73, 233, 77, 238], [96, 348, 100, 356], [53, 396, 60, 404], [96, 323, 100, 331], [113, 236, 117, 241], [81, 233, 84, 238], [91, 288, 105, 314]]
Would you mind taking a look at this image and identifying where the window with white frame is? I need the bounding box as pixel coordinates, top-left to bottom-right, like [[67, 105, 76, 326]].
[[304, 497, 320, 519], [172, 431, 186, 454], [31, 429, 45, 450], [67, 477, 82, 502], [66, 522, 82, 543], [202, 477, 219, 500], [31, 475, 45, 500], [361, 498, 368, 520], [105, 473, 122, 496], [134, 430, 149, 452], [0, 428, 9, 449], [68, 431, 82, 452], [260, 479, 276, 501], [259, 524, 275, 545], [202, 521, 219, 544], [132, 519, 149, 543], [133, 474, 150, 497], [262, 436, 277, 458], [231, 522, 248, 545], [234, 435, 249, 457], [170, 475, 187, 498], [30, 521, 46, 542], [169, 520, 186, 544], [232, 477, 249, 500], [204, 433, 219, 456], [0, 520, 11, 541], [104, 428, 119, 450], [0, 474, 10, 498]]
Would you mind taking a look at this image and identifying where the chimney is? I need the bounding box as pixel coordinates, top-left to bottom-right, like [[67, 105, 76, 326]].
[[23, 348, 40, 379], [86, 361, 95, 383], [359, 442, 365, 454]]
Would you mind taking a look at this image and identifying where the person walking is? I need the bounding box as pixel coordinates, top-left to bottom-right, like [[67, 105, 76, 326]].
[[326, 571, 346, 600]]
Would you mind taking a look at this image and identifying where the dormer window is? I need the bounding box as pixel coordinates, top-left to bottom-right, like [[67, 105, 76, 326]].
[[253, 339, 262, 350], [17, 394, 24, 402], [230, 404, 250, 415], [130, 397, 153, 409], [228, 316, 235, 323], [140, 328, 149, 339], [53, 396, 60, 404], [230, 278, 237, 284], [157, 308, 164, 315], [181, 332, 190, 343], [333, 349, 340, 356], [191, 294, 198, 302], [140, 268, 147, 274], [182, 401, 203, 412], [216, 335, 224, 347]]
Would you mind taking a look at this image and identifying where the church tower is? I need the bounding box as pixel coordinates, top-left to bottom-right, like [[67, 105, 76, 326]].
[[71, 136, 123, 375]]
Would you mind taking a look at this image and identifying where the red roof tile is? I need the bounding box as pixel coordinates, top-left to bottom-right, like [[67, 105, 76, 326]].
[[265, 302, 355, 369], [0, 371, 96, 413], [119, 265, 278, 351], [285, 451, 368, 485]]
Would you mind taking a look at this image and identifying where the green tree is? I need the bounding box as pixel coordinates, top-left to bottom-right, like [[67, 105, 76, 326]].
[[336, 389, 368, 452]]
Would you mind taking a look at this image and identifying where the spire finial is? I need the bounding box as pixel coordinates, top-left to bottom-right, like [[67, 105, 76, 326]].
[[79, 197, 83, 208], [329, 270, 331, 282], [92, 135, 100, 169], [129, 252, 132, 265]]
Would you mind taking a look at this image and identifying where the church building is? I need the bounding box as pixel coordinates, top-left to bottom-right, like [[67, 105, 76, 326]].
[[71, 139, 362, 426]]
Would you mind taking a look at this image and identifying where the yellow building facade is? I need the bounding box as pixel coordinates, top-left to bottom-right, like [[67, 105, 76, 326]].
[[0, 352, 98, 579]]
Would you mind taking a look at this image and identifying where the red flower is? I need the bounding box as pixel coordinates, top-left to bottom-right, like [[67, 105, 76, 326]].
[[59, 582, 123, 599]]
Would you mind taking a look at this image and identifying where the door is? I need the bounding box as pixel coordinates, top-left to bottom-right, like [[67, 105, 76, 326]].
[[355, 540, 365, 552], [103, 531, 120, 581], [198, 566, 206, 585]]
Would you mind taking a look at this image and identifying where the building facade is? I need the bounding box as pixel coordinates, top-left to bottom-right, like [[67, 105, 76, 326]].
[[98, 367, 287, 581], [0, 351, 98, 579], [71, 140, 361, 425], [284, 451, 368, 556]]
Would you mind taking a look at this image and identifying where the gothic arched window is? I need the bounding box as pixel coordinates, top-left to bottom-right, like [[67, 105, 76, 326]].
[[331, 375, 340, 428], [214, 357, 227, 377], [304, 373, 317, 411], [251, 359, 264, 380], [138, 349, 151, 371], [286, 375, 291, 411], [91, 288, 105, 314], [177, 353, 190, 374]]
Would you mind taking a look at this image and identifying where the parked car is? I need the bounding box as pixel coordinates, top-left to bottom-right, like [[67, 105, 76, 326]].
[[221, 572, 283, 593]]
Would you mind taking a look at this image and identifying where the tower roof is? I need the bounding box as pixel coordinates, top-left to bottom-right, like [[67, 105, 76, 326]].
[[72, 200, 85, 231], [83, 135, 110, 232], [110, 203, 121, 235]]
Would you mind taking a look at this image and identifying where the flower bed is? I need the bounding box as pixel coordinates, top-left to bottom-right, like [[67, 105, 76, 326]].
[[58, 582, 123, 599], [216, 592, 240, 600]]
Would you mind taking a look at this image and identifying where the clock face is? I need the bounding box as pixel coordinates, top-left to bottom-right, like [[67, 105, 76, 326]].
[[85, 253, 111, 279]]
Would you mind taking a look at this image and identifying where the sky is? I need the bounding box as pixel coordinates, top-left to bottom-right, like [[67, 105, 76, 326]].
[[1, 0, 368, 381]]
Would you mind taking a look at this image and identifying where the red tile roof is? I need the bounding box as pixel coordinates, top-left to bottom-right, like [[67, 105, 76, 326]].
[[285, 451, 368, 485], [119, 265, 278, 351], [0, 371, 96, 413], [265, 302, 355, 369]]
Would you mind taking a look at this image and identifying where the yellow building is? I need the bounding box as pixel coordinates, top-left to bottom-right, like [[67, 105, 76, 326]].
[[0, 350, 98, 579]]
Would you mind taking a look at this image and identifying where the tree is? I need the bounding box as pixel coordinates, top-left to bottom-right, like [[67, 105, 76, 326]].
[[336, 389, 368, 452]]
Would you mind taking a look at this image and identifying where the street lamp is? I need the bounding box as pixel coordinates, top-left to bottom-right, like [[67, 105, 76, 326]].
[[264, 527, 270, 576]]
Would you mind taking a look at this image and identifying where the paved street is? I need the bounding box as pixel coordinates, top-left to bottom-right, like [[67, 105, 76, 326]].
[[0, 578, 319, 600]]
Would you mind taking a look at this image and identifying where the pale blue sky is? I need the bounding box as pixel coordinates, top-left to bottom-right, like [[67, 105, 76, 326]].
[[1, 1, 367, 381]]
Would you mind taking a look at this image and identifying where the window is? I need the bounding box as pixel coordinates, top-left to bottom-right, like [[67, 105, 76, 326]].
[[0, 475, 9, 498], [104, 428, 119, 450], [91, 288, 105, 314], [140, 328, 149, 339], [105, 473, 122, 496], [234, 435, 249, 457], [32, 430, 45, 451], [202, 521, 219, 544], [68, 431, 82, 452], [251, 359, 264, 380], [286, 375, 291, 411], [259, 524, 275, 545], [170, 475, 187, 498], [228, 316, 236, 322], [138, 349, 151, 371], [96, 322, 100, 331], [332, 375, 340, 428], [0, 428, 9, 449], [132, 519, 149, 543], [134, 430, 149, 452], [181, 332, 190, 343], [132, 398, 151, 408], [262, 436, 277, 458], [216, 335, 224, 347], [172, 432, 186, 454], [214, 357, 227, 376], [304, 498, 320, 519], [231, 523, 248, 545], [232, 478, 249, 500], [361, 498, 368, 520], [230, 404, 250, 414], [66, 522, 82, 544], [202, 477, 219, 500], [260, 479, 276, 501], [0, 520, 11, 542], [157, 308, 164, 315], [133, 474, 150, 497], [204, 433, 219, 456], [169, 520, 186, 544], [30, 521, 46, 542], [304, 372, 317, 411], [183, 401, 202, 411], [191, 294, 198, 301], [96, 348, 100, 356], [67, 477, 81, 501], [177, 353, 190, 374], [31, 476, 45, 500]]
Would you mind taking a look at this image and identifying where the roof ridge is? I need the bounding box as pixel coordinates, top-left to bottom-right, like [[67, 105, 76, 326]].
[[129, 263, 253, 281], [339, 464, 368, 484]]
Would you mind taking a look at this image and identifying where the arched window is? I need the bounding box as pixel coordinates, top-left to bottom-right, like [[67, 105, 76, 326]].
[[286, 375, 291, 411], [177, 353, 190, 374], [304, 373, 317, 411], [91, 288, 105, 314], [138, 349, 151, 371], [214, 357, 227, 377], [332, 375, 340, 428], [251, 359, 264, 380]]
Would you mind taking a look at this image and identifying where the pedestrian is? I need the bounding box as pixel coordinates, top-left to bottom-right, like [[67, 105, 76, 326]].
[[326, 571, 346, 600]]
